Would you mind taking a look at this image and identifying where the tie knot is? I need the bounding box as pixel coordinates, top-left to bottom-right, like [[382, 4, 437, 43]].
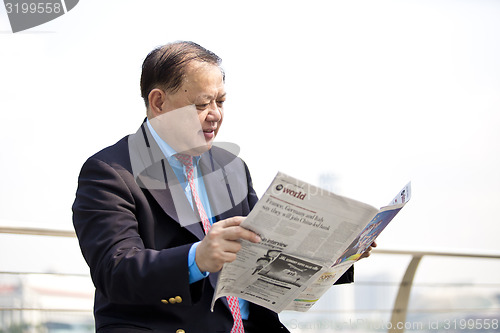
[[175, 153, 193, 168]]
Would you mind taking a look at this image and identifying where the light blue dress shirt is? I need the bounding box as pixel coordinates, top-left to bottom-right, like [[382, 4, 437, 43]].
[[146, 120, 249, 319]]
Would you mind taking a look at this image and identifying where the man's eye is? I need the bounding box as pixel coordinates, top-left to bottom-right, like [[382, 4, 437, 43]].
[[216, 100, 225, 107], [196, 104, 209, 110]]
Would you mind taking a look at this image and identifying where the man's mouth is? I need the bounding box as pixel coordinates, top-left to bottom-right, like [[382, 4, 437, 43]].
[[202, 128, 216, 140]]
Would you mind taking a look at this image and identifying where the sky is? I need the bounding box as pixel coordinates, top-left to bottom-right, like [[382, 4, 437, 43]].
[[1, 0, 500, 289]]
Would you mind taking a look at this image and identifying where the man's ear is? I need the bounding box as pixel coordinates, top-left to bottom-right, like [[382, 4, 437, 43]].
[[148, 89, 165, 117]]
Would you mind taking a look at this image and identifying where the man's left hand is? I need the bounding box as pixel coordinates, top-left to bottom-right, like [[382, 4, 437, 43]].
[[359, 241, 377, 260]]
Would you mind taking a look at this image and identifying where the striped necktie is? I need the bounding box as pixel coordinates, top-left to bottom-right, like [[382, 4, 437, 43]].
[[175, 154, 245, 333]]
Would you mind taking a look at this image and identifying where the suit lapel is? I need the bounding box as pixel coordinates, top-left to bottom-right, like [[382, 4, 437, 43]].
[[199, 152, 236, 222], [128, 122, 205, 241], [200, 148, 250, 222], [128, 123, 248, 247]]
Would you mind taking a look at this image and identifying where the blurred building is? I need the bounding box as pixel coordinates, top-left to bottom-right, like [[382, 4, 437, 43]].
[[0, 274, 94, 332]]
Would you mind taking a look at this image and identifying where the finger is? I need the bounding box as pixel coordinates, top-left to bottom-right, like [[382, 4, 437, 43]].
[[221, 216, 245, 228], [220, 251, 238, 264], [371, 240, 378, 248], [222, 239, 243, 254], [360, 249, 371, 259], [360, 246, 373, 258], [224, 225, 261, 243]]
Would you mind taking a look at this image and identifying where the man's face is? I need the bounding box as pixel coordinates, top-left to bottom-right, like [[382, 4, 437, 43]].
[[150, 62, 226, 156]]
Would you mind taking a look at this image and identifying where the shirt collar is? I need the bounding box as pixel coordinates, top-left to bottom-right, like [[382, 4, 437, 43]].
[[146, 119, 201, 167]]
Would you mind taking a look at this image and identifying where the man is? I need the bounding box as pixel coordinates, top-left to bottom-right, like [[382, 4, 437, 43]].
[[73, 41, 370, 333]]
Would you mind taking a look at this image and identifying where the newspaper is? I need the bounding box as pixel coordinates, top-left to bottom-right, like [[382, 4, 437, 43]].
[[211, 172, 411, 313]]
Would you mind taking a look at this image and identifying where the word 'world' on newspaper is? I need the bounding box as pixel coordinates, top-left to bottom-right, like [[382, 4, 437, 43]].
[[211, 172, 411, 313]]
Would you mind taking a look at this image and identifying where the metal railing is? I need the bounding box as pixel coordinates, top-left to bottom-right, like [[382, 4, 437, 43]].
[[1, 226, 500, 333], [372, 249, 500, 333]]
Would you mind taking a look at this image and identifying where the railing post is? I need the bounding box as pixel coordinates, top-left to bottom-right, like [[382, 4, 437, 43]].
[[388, 255, 423, 333]]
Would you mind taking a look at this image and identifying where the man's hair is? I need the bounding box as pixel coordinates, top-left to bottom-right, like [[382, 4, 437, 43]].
[[140, 41, 224, 107]]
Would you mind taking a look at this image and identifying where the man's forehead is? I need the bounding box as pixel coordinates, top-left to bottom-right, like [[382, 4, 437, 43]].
[[185, 61, 223, 77], [183, 64, 225, 95]]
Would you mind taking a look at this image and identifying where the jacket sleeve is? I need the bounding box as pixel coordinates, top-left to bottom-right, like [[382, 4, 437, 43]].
[[334, 265, 354, 285], [72, 156, 201, 306]]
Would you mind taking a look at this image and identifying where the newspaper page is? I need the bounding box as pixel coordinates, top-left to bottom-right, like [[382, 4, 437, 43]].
[[211, 172, 411, 313], [286, 182, 411, 311]]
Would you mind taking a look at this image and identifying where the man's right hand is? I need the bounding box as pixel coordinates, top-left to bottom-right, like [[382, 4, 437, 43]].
[[195, 216, 261, 273]]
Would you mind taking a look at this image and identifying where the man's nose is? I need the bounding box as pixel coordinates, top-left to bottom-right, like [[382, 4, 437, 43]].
[[206, 101, 222, 122]]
